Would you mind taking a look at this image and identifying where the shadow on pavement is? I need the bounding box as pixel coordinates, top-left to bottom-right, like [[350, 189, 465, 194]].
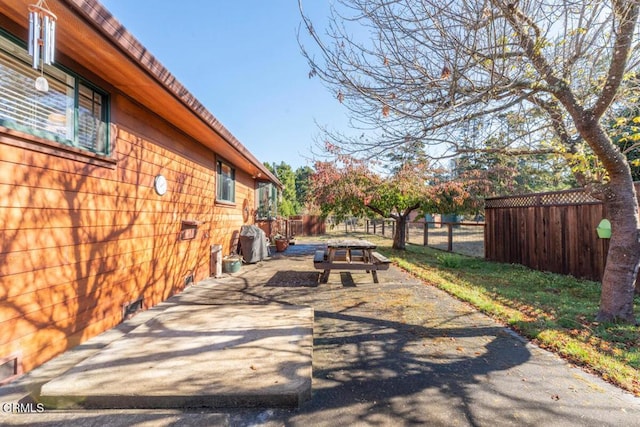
[[2, 240, 639, 426]]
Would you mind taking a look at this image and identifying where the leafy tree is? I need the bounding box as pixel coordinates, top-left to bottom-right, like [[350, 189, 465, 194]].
[[609, 110, 640, 181], [310, 152, 422, 249], [294, 166, 314, 212], [300, 0, 640, 322], [264, 162, 301, 216], [456, 147, 574, 195], [310, 146, 486, 249], [453, 116, 575, 193]]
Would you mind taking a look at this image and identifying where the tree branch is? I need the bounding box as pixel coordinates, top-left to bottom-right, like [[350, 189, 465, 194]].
[[592, 1, 640, 118]]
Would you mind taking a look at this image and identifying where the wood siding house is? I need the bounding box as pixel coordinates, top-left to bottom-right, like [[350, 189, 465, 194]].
[[0, 0, 281, 382]]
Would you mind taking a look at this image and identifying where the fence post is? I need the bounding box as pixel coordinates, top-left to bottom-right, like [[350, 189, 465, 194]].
[[373, 221, 377, 235], [366, 220, 369, 234], [382, 221, 385, 236], [447, 223, 453, 252], [423, 222, 428, 246]]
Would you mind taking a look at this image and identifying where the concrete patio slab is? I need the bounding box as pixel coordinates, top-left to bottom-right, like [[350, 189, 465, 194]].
[[39, 303, 313, 409]]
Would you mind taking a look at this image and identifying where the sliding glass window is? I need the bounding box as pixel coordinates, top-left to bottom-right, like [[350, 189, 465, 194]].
[[0, 32, 109, 155]]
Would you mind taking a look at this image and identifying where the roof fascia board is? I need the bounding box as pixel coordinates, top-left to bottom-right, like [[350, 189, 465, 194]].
[[60, 0, 282, 187]]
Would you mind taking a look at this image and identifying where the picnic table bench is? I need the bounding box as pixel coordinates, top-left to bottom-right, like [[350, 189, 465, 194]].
[[313, 239, 390, 283]]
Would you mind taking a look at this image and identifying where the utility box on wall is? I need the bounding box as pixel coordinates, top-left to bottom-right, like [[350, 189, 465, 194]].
[[210, 244, 222, 278]]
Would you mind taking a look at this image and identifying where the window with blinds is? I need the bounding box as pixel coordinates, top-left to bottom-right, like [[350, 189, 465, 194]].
[[0, 32, 109, 155]]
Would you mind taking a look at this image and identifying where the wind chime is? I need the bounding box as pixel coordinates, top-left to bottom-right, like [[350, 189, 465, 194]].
[[28, 0, 57, 91]]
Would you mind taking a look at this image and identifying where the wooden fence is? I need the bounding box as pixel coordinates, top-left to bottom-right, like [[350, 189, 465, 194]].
[[485, 184, 640, 281], [288, 215, 326, 237], [256, 215, 325, 241]]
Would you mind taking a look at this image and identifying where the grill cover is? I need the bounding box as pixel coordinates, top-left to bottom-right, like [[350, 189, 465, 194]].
[[239, 225, 270, 263]]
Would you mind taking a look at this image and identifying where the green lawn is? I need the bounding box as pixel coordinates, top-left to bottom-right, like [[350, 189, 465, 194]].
[[325, 231, 640, 395]]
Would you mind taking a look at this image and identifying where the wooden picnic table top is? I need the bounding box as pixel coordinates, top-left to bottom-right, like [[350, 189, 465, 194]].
[[326, 239, 377, 250]]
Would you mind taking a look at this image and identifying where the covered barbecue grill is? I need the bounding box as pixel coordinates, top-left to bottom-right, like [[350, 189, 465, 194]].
[[239, 225, 270, 263]]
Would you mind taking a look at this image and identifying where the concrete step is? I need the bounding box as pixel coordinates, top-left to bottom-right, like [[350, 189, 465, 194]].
[[39, 303, 313, 409]]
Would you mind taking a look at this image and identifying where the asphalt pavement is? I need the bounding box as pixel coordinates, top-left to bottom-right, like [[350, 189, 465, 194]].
[[1, 241, 639, 426]]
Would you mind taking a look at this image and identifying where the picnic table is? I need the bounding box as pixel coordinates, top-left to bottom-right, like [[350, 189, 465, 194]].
[[313, 238, 390, 283]]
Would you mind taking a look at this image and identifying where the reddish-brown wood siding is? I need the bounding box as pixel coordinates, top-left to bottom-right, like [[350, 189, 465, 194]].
[[0, 94, 255, 374]]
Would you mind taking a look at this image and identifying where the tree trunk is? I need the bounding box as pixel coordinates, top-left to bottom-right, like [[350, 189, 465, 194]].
[[597, 179, 640, 323], [568, 109, 640, 323], [392, 215, 408, 250]]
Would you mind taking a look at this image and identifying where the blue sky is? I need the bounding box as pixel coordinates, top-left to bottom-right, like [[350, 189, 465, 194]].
[[100, 0, 348, 170]]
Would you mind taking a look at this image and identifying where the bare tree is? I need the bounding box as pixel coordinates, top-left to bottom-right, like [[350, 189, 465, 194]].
[[299, 0, 640, 323]]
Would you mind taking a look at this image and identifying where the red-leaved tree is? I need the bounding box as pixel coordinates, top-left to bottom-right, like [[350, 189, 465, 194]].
[[310, 146, 493, 249]]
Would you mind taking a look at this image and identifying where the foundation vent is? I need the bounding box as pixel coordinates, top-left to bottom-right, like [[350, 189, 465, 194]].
[[122, 298, 144, 322], [0, 353, 22, 385], [184, 274, 194, 287]]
